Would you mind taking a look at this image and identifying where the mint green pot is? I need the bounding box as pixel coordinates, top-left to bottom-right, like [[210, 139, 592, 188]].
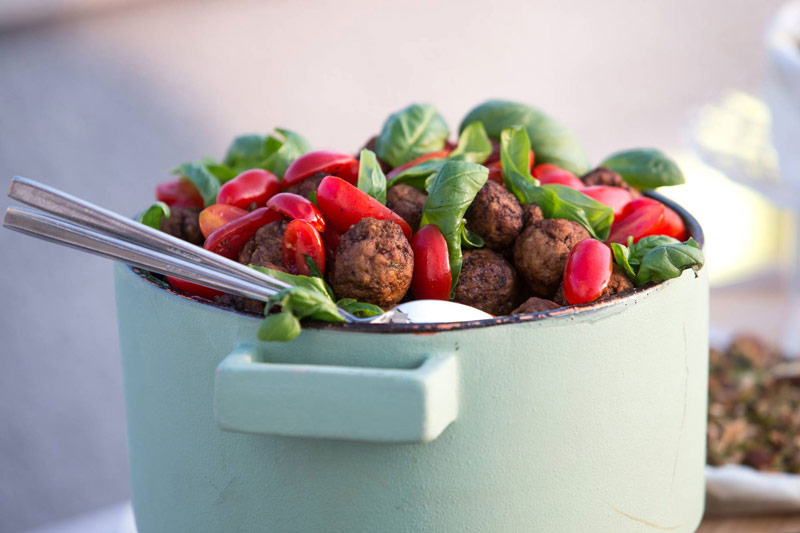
[[114, 204, 708, 533]]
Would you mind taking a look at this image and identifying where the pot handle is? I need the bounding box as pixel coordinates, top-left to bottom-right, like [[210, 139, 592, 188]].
[[213, 343, 459, 443]]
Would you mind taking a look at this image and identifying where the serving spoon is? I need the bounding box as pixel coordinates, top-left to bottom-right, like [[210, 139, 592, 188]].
[[4, 177, 492, 324]]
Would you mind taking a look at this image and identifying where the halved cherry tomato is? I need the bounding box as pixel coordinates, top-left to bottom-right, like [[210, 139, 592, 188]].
[[386, 150, 451, 179], [266, 192, 326, 233], [316, 176, 412, 240], [608, 198, 666, 244], [282, 151, 359, 191], [282, 219, 326, 276], [563, 239, 613, 305], [199, 204, 248, 238], [410, 224, 452, 300], [487, 150, 535, 184], [578, 186, 634, 219], [217, 169, 280, 210], [166, 276, 223, 300], [661, 206, 688, 241], [204, 207, 283, 259], [533, 164, 584, 189], [156, 179, 204, 210]]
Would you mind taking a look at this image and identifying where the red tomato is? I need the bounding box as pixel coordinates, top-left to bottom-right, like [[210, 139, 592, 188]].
[[661, 206, 687, 241], [578, 186, 634, 219], [199, 204, 248, 238], [266, 192, 326, 233], [282, 151, 359, 190], [217, 169, 280, 209], [563, 239, 612, 305], [485, 138, 501, 165], [204, 207, 283, 259], [166, 276, 223, 300], [386, 150, 451, 179], [410, 225, 452, 300], [156, 179, 204, 210], [282, 219, 326, 276], [608, 198, 666, 244], [322, 225, 343, 259], [533, 164, 584, 188], [316, 176, 413, 239]]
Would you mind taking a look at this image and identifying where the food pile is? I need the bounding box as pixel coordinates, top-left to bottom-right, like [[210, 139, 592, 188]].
[[140, 100, 705, 340], [708, 336, 800, 473]]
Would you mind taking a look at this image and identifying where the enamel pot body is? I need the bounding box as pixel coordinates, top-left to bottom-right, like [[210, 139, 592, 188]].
[[114, 255, 708, 532]]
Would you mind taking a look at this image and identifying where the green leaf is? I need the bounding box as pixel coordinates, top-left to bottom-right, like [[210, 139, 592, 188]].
[[202, 159, 239, 183], [636, 238, 704, 285], [262, 128, 312, 178], [601, 149, 685, 190], [629, 235, 681, 265], [223, 134, 267, 171], [175, 162, 220, 207], [307, 190, 317, 206], [357, 149, 387, 204], [386, 159, 446, 191], [258, 311, 301, 342], [250, 266, 330, 296], [273, 286, 343, 323], [137, 202, 170, 230], [460, 220, 484, 249], [376, 103, 450, 168], [610, 243, 637, 281], [221, 129, 312, 178], [448, 122, 492, 164], [419, 161, 488, 292], [499, 125, 540, 200], [303, 255, 336, 300], [336, 298, 384, 318], [460, 99, 591, 175]]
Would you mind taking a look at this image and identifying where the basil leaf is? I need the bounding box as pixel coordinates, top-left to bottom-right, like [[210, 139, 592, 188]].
[[629, 235, 680, 265], [610, 243, 637, 281], [262, 128, 312, 178], [307, 190, 317, 206], [376, 103, 450, 168], [357, 149, 387, 204], [272, 286, 343, 323], [448, 122, 492, 164], [303, 255, 336, 300], [386, 159, 446, 191], [601, 149, 685, 190], [336, 298, 384, 318], [636, 238, 704, 285], [250, 266, 330, 296], [174, 162, 220, 207], [202, 159, 239, 183], [258, 310, 301, 342], [499, 125, 540, 200], [223, 134, 267, 171], [460, 219, 484, 249], [137, 202, 170, 230], [460, 100, 591, 175], [419, 161, 488, 292]]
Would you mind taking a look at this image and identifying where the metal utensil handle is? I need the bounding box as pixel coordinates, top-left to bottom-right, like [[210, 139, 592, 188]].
[[3, 207, 280, 303]]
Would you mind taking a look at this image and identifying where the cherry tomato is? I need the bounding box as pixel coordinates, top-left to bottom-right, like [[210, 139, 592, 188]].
[[282, 151, 359, 191], [410, 225, 452, 300], [386, 150, 451, 179], [488, 150, 535, 184], [578, 186, 634, 219], [316, 176, 413, 240], [608, 198, 665, 244], [563, 239, 612, 305], [485, 138, 501, 165], [661, 206, 687, 241], [322, 225, 343, 259], [156, 179, 204, 210], [166, 276, 223, 300], [266, 192, 326, 233], [217, 169, 280, 210], [199, 204, 248, 238], [282, 219, 326, 276], [533, 164, 584, 188], [204, 207, 283, 259]]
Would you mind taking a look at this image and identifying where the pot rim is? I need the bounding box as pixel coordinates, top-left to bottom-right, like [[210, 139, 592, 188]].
[[128, 192, 703, 334]]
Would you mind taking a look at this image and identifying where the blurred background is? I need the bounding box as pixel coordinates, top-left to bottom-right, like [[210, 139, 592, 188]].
[[0, 0, 797, 530]]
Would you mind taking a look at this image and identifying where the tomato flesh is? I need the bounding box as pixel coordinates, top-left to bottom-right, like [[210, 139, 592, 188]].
[[386, 150, 450, 179], [411, 225, 452, 300], [563, 239, 612, 305], [166, 276, 223, 300], [316, 176, 412, 240], [608, 198, 666, 244], [282, 151, 359, 190], [217, 169, 280, 210], [266, 192, 326, 233], [156, 179, 204, 210], [282, 219, 326, 276], [533, 164, 583, 189], [578, 186, 633, 219], [199, 204, 248, 239], [661, 206, 687, 241], [204, 207, 283, 259]]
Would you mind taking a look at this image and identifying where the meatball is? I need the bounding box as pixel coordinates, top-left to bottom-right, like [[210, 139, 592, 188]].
[[465, 181, 524, 250], [513, 218, 590, 298], [554, 264, 635, 306], [453, 249, 519, 316], [238, 220, 289, 268], [580, 167, 640, 197], [386, 184, 427, 231], [331, 218, 413, 308], [522, 203, 543, 228], [512, 296, 561, 315], [160, 207, 204, 246], [283, 171, 326, 199]]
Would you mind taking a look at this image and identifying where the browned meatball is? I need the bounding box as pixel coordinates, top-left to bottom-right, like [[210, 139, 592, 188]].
[[283, 172, 326, 199], [160, 207, 204, 246], [453, 249, 519, 316], [386, 184, 427, 232], [512, 296, 561, 315], [513, 218, 590, 298], [554, 264, 635, 306], [580, 167, 640, 197], [522, 203, 543, 228], [238, 220, 289, 268], [331, 218, 413, 308], [465, 181, 524, 250]]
